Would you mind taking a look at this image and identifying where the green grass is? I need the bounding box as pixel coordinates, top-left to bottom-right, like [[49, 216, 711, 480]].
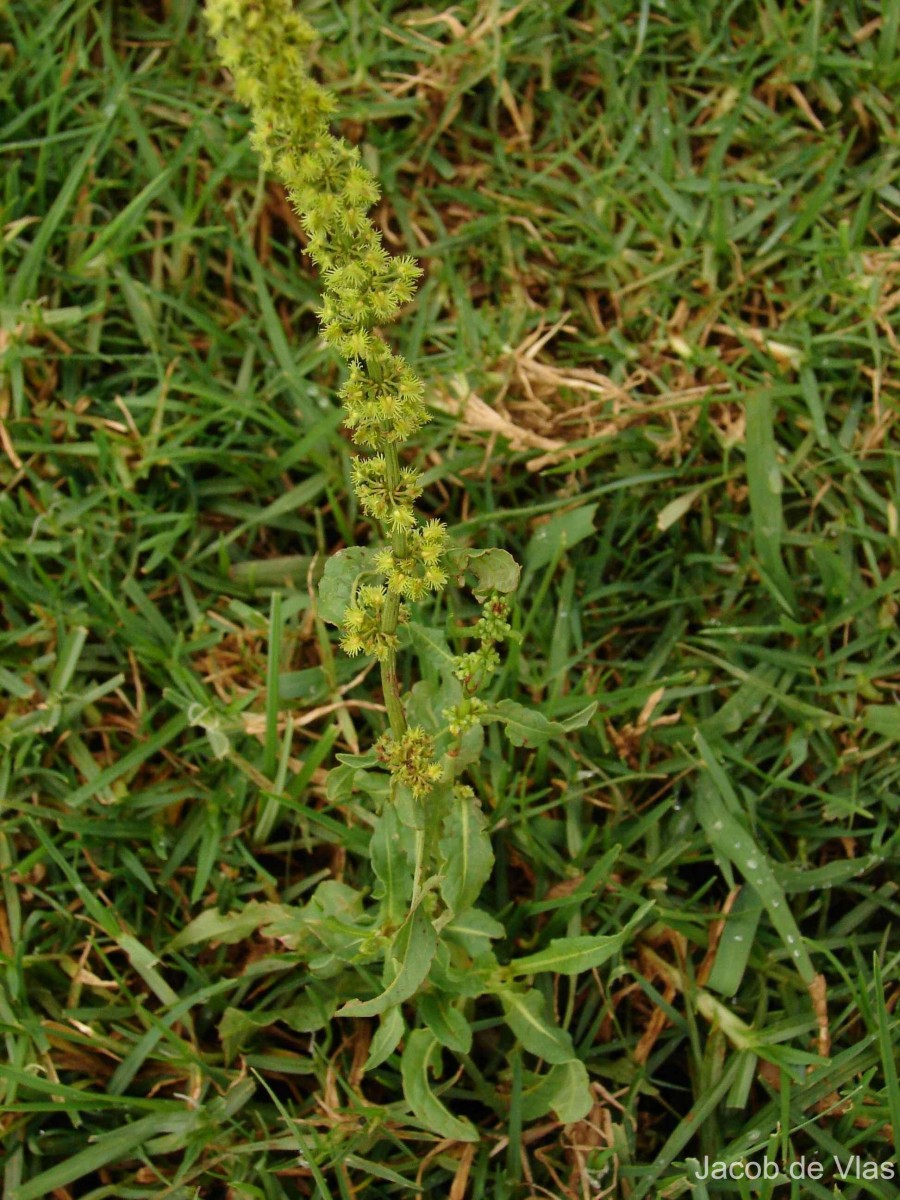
[[1, 0, 898, 1196]]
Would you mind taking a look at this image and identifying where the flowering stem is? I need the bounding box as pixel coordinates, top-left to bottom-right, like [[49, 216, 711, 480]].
[[207, 0, 450, 793], [381, 443, 407, 738]]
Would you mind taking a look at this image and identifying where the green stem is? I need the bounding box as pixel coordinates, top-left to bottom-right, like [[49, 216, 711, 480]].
[[381, 442, 407, 738]]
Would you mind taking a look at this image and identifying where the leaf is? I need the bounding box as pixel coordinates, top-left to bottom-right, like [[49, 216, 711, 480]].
[[365, 1006, 406, 1071], [167, 901, 289, 952], [509, 902, 653, 977], [446, 546, 521, 594], [350, 769, 390, 803], [799, 366, 829, 447], [520, 1060, 593, 1124], [393, 780, 425, 832], [559, 701, 598, 732], [873, 956, 900, 1159], [370, 806, 413, 928], [490, 698, 602, 747], [656, 486, 705, 531], [546, 1060, 594, 1123], [262, 881, 369, 965], [700, 665, 781, 737], [219, 986, 337, 1063], [335, 750, 379, 768], [325, 763, 359, 802], [337, 905, 436, 1018], [223, 987, 335, 1036], [500, 989, 575, 1064], [430, 945, 498, 998], [419, 993, 472, 1053], [401, 1029, 479, 1142], [11, 1113, 193, 1200], [744, 391, 797, 614], [408, 624, 458, 679], [439, 788, 494, 916], [811, 543, 853, 605], [705, 886, 762, 998], [269, 992, 339, 1034], [488, 699, 564, 748], [861, 705, 900, 741], [444, 908, 505, 957], [403, 679, 443, 733], [526, 504, 597, 570], [404, 677, 462, 735], [465, 547, 521, 593], [450, 719, 484, 773], [509, 936, 623, 978], [693, 764, 816, 985], [317, 547, 376, 625]]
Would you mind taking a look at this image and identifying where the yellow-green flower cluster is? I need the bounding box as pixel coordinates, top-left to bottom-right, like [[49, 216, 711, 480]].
[[351, 457, 422, 528], [374, 521, 449, 600], [206, 0, 447, 616], [375, 727, 443, 800], [339, 585, 403, 661]]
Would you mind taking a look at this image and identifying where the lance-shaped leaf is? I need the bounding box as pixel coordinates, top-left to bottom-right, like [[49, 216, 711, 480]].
[[370, 806, 413, 928], [526, 504, 597, 570], [11, 1112, 195, 1200], [317, 546, 376, 625], [401, 1029, 479, 1142], [694, 737, 815, 985], [705, 886, 762, 998], [520, 1059, 593, 1124], [167, 900, 291, 952], [487, 700, 556, 744], [364, 1006, 405, 1072], [439, 788, 494, 916], [444, 907, 505, 957], [862, 705, 900, 741], [508, 901, 653, 977], [264, 881, 367, 957], [452, 720, 485, 773], [488, 699, 598, 748], [219, 985, 337, 1063], [409, 622, 457, 679], [335, 750, 379, 768], [430, 943, 498, 998], [745, 391, 797, 614], [487, 699, 561, 748], [559, 701, 598, 731], [405, 675, 462, 734], [419, 993, 472, 1053], [337, 904, 436, 1018], [500, 988, 576, 1064]]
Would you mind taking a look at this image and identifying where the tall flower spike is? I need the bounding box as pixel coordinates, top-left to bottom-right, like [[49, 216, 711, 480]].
[[207, 0, 448, 752]]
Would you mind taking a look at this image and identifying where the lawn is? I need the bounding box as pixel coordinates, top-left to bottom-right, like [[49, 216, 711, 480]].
[[0, 1, 898, 1197]]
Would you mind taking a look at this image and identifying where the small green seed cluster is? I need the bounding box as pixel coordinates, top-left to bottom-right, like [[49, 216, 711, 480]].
[[442, 696, 488, 736], [375, 727, 443, 800], [452, 593, 514, 694], [206, 0, 447, 627]]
